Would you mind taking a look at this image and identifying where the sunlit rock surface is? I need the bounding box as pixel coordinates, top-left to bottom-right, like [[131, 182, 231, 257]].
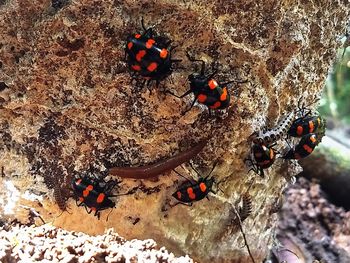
[[0, 225, 194, 262], [0, 0, 349, 262]]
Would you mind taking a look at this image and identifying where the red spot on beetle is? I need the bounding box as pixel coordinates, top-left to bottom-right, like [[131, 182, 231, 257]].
[[303, 144, 313, 153], [131, 64, 141, 71], [136, 50, 146, 62], [220, 87, 228, 101], [146, 39, 156, 49], [187, 188, 196, 200], [297, 126, 303, 136], [177, 192, 182, 200], [96, 193, 105, 204], [309, 121, 315, 133], [147, 62, 158, 72], [83, 189, 90, 197], [310, 134, 317, 143], [199, 182, 207, 192], [160, 48, 168, 59], [208, 79, 218, 89], [197, 94, 207, 103], [210, 101, 221, 109], [127, 42, 133, 50]]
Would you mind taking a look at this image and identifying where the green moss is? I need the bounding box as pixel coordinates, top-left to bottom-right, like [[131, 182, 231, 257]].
[[319, 47, 350, 125], [314, 143, 350, 171]]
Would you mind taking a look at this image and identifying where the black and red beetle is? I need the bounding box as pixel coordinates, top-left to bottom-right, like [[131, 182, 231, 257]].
[[172, 163, 219, 205], [125, 18, 180, 86], [282, 133, 318, 160], [245, 142, 277, 178], [285, 97, 325, 138], [288, 112, 323, 138], [169, 53, 247, 114], [72, 176, 120, 219]]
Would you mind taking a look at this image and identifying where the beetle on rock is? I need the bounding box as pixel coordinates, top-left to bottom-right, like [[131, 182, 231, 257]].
[[288, 112, 323, 138], [125, 18, 180, 87], [172, 163, 220, 206], [245, 142, 278, 178], [282, 133, 318, 160], [169, 53, 247, 114], [72, 176, 124, 219]]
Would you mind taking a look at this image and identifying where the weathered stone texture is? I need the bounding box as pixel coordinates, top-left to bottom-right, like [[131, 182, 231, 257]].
[[0, 225, 194, 262], [0, 0, 349, 262]]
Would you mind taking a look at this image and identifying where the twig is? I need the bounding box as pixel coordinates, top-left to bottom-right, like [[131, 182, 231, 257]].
[[231, 205, 256, 263], [277, 248, 300, 259]]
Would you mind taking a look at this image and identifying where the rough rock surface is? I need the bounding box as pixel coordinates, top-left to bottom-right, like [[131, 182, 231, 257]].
[[0, 0, 349, 262], [274, 177, 350, 263], [0, 224, 194, 263]]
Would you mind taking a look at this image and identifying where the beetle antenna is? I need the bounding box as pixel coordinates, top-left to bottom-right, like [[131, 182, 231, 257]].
[[206, 161, 218, 179], [181, 98, 197, 115], [173, 168, 193, 183], [141, 17, 147, 32], [186, 51, 206, 75], [189, 162, 202, 179]]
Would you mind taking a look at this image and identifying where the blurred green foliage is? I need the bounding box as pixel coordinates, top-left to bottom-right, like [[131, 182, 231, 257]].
[[319, 40, 350, 124]]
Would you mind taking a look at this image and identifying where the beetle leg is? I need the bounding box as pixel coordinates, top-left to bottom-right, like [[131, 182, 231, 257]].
[[155, 79, 161, 89], [141, 17, 147, 31], [221, 79, 248, 87], [208, 69, 218, 80], [141, 17, 153, 37], [166, 40, 173, 48], [189, 162, 201, 179], [94, 210, 101, 220], [76, 199, 84, 207], [181, 98, 197, 115], [166, 89, 192, 99], [104, 180, 117, 195], [259, 168, 265, 178], [186, 52, 206, 75], [205, 161, 218, 179], [124, 49, 127, 61], [171, 201, 193, 208]]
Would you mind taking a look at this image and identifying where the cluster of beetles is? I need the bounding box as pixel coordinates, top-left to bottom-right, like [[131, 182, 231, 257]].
[[69, 19, 326, 220]]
